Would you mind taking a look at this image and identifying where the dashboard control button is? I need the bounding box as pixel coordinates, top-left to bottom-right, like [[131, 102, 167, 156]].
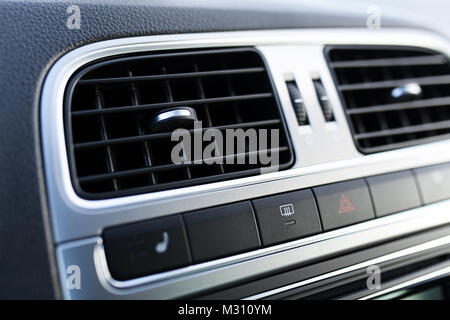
[[183, 201, 260, 263], [252, 189, 322, 246], [366, 170, 421, 217], [313, 179, 375, 231], [102, 215, 190, 281], [414, 163, 450, 204]]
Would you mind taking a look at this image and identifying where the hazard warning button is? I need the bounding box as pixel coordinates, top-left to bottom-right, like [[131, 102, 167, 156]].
[[313, 179, 375, 231], [338, 194, 355, 214]]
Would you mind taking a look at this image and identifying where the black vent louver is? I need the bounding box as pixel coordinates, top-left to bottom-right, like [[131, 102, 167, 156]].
[[326, 46, 450, 153], [66, 48, 293, 199]]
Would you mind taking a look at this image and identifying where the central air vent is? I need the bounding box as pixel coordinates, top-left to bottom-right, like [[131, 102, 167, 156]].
[[326, 46, 450, 153], [66, 48, 293, 199]]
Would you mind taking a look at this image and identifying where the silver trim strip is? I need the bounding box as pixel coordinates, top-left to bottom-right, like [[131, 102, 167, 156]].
[[359, 266, 450, 300], [243, 234, 450, 300]]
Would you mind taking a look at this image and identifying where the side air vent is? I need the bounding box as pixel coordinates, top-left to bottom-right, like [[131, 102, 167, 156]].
[[66, 48, 293, 199], [326, 46, 450, 153]]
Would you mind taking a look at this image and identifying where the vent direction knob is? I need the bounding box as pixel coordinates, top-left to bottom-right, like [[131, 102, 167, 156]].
[[150, 107, 198, 133], [391, 83, 422, 100]]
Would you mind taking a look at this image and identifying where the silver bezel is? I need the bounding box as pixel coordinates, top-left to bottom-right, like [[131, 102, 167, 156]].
[[41, 28, 450, 299]]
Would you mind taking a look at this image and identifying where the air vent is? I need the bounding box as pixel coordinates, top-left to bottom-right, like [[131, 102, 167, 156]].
[[326, 46, 450, 153], [66, 48, 293, 199]]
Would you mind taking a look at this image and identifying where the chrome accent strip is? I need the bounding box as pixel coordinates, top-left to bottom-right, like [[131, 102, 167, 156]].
[[154, 109, 192, 122], [243, 234, 450, 300], [359, 266, 450, 300]]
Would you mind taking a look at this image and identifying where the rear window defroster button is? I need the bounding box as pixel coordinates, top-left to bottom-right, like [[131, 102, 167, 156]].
[[252, 189, 322, 246]]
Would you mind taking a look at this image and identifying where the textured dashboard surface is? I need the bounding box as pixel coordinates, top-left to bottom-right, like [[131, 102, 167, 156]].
[[0, 0, 446, 299]]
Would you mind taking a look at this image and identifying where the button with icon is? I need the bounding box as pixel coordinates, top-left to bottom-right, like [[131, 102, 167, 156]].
[[155, 232, 169, 254], [102, 215, 190, 281], [252, 189, 322, 246], [313, 179, 375, 231]]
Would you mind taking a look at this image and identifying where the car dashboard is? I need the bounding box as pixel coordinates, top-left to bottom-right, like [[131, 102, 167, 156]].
[[1, 0, 450, 300]]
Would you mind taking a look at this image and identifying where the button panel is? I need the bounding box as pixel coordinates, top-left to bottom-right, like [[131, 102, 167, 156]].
[[103, 215, 190, 281], [184, 201, 261, 263], [252, 189, 322, 246], [102, 165, 450, 281], [414, 163, 450, 204], [367, 170, 421, 217], [313, 179, 375, 231]]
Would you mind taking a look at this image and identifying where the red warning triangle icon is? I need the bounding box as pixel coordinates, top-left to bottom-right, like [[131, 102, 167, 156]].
[[339, 194, 355, 214]]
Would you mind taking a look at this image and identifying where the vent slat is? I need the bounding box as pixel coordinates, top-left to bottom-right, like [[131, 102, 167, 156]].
[[95, 87, 119, 191], [128, 70, 157, 185], [79, 47, 260, 68], [74, 119, 281, 149], [67, 48, 293, 198], [346, 97, 450, 115], [327, 46, 450, 154], [330, 55, 446, 68], [78, 67, 265, 84], [361, 133, 450, 153], [338, 75, 450, 91], [193, 63, 225, 174], [78, 147, 289, 183], [72, 93, 273, 117], [354, 120, 450, 140]]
